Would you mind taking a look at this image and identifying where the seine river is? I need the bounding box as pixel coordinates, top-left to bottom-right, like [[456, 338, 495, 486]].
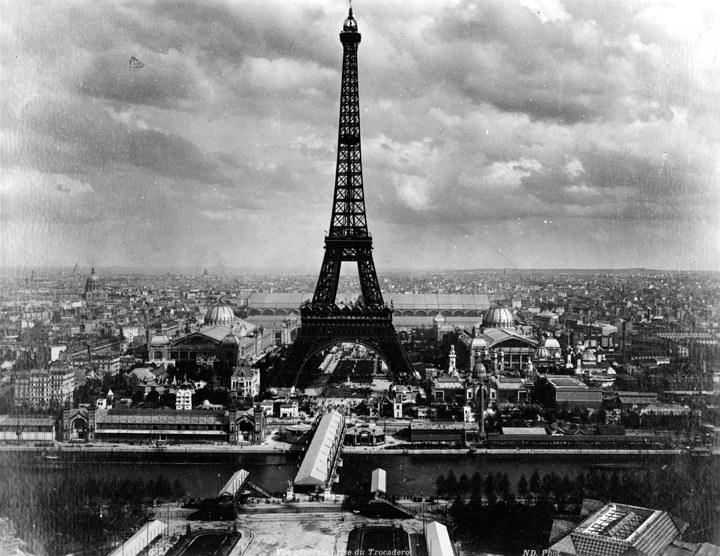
[[1, 450, 717, 546], [0, 450, 683, 499]]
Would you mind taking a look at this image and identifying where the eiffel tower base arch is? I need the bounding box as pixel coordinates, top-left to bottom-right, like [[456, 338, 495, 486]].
[[271, 306, 414, 388]]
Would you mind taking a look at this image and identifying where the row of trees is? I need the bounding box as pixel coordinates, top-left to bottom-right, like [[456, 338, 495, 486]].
[[436, 458, 720, 545], [449, 499, 553, 555], [436, 468, 654, 507], [0, 455, 188, 556]]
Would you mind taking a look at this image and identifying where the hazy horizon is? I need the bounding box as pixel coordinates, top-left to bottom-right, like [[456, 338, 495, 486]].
[[2, 264, 718, 277], [2, 1, 719, 272]]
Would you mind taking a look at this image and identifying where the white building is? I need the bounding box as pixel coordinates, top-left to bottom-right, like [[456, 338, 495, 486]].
[[425, 521, 454, 556], [230, 365, 260, 399], [175, 385, 193, 411], [13, 365, 76, 409]]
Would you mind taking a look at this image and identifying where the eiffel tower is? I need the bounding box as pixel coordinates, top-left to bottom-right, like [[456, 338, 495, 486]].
[[274, 7, 414, 387]]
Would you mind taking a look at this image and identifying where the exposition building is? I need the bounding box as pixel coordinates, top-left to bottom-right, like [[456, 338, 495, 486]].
[[61, 405, 266, 445], [149, 299, 293, 383], [247, 292, 491, 328]]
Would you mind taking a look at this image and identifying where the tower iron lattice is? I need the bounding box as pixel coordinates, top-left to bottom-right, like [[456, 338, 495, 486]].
[[274, 8, 414, 387]]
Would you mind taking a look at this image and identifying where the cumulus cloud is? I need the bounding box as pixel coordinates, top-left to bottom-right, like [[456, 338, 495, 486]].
[[78, 50, 203, 109], [1, 0, 718, 271]]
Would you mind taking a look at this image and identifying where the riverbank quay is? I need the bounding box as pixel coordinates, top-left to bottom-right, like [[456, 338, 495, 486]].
[[0, 442, 692, 456], [0, 442, 302, 455], [342, 446, 685, 456], [0, 442, 696, 458]]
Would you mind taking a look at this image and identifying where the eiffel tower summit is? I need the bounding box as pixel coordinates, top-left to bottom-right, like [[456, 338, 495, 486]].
[[273, 6, 415, 387]]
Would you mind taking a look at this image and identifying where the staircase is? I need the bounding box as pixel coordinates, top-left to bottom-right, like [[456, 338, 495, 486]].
[[246, 480, 272, 498], [369, 497, 415, 518]]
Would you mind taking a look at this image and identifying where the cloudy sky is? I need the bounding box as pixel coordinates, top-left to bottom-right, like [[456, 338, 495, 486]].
[[2, 0, 719, 272]]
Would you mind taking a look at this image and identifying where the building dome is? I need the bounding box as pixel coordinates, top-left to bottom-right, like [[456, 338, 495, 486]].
[[542, 337, 561, 350], [204, 300, 235, 326], [482, 304, 515, 328], [471, 337, 488, 351], [472, 359, 487, 379], [150, 334, 170, 347], [222, 333, 239, 346], [84, 267, 102, 293], [535, 347, 551, 359]]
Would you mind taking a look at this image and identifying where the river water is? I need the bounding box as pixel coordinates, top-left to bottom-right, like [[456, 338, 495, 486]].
[[1, 450, 717, 546], [337, 452, 679, 499], [0, 450, 681, 498]]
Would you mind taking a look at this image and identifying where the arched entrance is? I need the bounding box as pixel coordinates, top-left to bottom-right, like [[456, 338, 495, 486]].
[[272, 337, 394, 390], [68, 414, 88, 441], [238, 417, 254, 443]]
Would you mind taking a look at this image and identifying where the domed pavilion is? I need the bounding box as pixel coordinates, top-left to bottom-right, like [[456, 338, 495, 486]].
[[162, 298, 258, 381]]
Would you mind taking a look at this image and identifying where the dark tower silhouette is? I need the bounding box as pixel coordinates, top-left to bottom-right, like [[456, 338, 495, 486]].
[[274, 8, 414, 387]]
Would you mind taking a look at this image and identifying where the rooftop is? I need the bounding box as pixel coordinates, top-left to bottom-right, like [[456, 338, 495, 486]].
[[548, 377, 588, 389], [567, 502, 682, 556], [0, 415, 55, 427], [294, 410, 344, 487], [96, 408, 227, 425]]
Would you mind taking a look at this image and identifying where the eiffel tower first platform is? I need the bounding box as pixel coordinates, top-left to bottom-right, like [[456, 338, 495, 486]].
[[274, 7, 415, 387]]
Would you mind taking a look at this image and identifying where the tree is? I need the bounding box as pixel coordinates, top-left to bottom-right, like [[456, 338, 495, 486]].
[[517, 475, 529, 498], [572, 472, 586, 502], [145, 389, 160, 405], [435, 474, 446, 498], [160, 392, 176, 409], [144, 479, 156, 499], [155, 476, 172, 499], [498, 473, 511, 502], [445, 470, 458, 498], [484, 474, 496, 504], [470, 471, 483, 501], [558, 475, 573, 505], [587, 469, 605, 499], [540, 472, 561, 500], [450, 494, 466, 520], [172, 479, 185, 500], [131, 390, 144, 405], [594, 409, 607, 425], [458, 473, 470, 499], [609, 472, 622, 500], [529, 469, 541, 494]]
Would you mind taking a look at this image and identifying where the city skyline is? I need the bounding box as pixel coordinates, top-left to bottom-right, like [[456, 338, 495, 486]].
[[2, 0, 719, 272]]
